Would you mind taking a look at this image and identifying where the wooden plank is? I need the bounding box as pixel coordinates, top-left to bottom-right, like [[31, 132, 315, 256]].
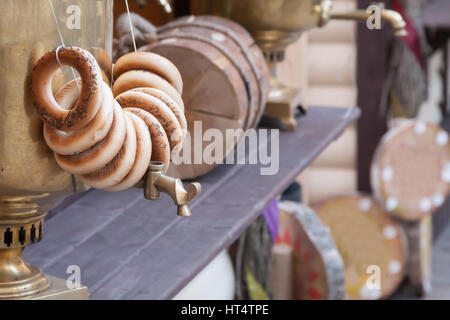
[[45, 191, 89, 220], [25, 106, 360, 300], [24, 188, 144, 269]]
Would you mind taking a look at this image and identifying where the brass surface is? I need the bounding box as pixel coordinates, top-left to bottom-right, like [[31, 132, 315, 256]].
[[330, 8, 407, 36], [135, 0, 173, 13], [0, 0, 113, 298], [0, 248, 50, 299], [155, 0, 173, 14], [266, 62, 307, 131], [28, 275, 89, 300], [144, 161, 201, 217], [191, 0, 327, 55], [191, 0, 407, 129], [265, 86, 304, 132]]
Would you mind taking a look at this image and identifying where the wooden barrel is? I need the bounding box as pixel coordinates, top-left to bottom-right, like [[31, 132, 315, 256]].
[[141, 15, 269, 179]]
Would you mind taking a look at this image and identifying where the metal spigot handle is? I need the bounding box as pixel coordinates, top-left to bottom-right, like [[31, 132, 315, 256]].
[[144, 161, 202, 216], [144, 161, 164, 200], [177, 205, 192, 217], [328, 8, 407, 36], [174, 180, 201, 217], [186, 182, 202, 203]]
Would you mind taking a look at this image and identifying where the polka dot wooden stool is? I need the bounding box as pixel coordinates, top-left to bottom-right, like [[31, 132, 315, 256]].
[[314, 195, 407, 300], [371, 120, 450, 221], [371, 120, 450, 295]]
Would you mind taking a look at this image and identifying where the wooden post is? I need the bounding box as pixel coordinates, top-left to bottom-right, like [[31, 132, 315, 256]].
[[356, 0, 391, 192]]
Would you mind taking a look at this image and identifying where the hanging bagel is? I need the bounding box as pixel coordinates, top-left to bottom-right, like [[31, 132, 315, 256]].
[[113, 51, 183, 94], [104, 110, 152, 192], [44, 79, 115, 155], [54, 100, 127, 175], [112, 51, 188, 160], [115, 90, 183, 149], [112, 69, 185, 111], [31, 46, 186, 191], [81, 112, 138, 189], [30, 46, 103, 131], [125, 107, 171, 172], [130, 87, 186, 133]]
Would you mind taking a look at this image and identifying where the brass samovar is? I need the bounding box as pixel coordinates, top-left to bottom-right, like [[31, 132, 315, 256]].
[[0, 0, 199, 299], [0, 0, 114, 299], [191, 0, 407, 130]]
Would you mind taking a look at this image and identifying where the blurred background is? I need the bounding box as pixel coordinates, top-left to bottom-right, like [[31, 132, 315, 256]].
[[5, 0, 449, 300]]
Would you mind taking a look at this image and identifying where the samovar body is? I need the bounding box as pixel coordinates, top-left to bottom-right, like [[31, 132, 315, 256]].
[[191, 0, 325, 58], [0, 0, 113, 299], [191, 0, 406, 130]]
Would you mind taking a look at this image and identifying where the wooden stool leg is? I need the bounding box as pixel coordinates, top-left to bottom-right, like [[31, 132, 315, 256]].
[[444, 39, 450, 116]]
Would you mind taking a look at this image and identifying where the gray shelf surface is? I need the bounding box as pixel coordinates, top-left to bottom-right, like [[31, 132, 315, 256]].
[[25, 106, 360, 299]]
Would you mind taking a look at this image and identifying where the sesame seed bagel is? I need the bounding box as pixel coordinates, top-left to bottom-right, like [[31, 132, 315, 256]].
[[106, 111, 152, 192], [54, 101, 126, 175], [131, 87, 186, 135], [30, 46, 103, 131], [80, 112, 137, 189], [44, 80, 114, 155], [112, 70, 184, 111], [125, 107, 171, 173], [113, 51, 183, 94], [116, 90, 183, 150], [32, 47, 187, 192]]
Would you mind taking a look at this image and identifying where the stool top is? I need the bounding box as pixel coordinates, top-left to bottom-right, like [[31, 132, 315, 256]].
[[371, 120, 450, 221]]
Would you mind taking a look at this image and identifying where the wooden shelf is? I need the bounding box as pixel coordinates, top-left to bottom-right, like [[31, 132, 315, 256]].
[[25, 106, 360, 299]]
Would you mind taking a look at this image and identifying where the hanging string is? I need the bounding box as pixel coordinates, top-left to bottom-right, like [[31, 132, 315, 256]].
[[55, 45, 64, 66], [125, 0, 137, 52], [48, 0, 80, 90], [49, 0, 65, 47]]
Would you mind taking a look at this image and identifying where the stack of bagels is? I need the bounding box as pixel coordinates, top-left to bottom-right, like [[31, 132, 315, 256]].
[[30, 46, 186, 192]]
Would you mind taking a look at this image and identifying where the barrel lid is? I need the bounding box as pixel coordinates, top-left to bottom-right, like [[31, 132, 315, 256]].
[[371, 120, 450, 221]]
